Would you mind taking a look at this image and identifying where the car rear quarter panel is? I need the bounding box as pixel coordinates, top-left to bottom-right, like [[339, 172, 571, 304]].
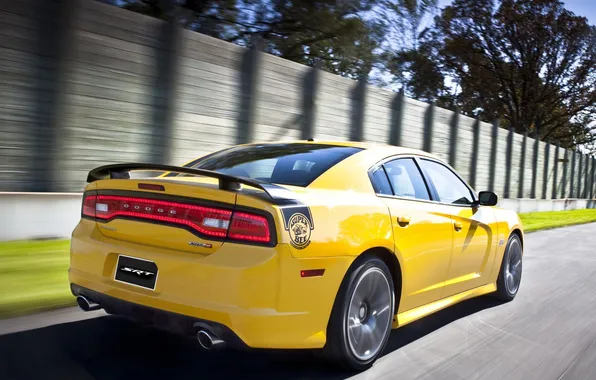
[[270, 190, 394, 260]]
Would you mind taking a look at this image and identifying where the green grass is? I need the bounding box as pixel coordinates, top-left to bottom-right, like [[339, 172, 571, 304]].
[[0, 208, 595, 319], [519, 208, 596, 233], [0, 239, 75, 319]]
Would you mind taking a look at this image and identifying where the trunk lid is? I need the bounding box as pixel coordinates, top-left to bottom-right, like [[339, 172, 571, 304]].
[[87, 177, 238, 255]]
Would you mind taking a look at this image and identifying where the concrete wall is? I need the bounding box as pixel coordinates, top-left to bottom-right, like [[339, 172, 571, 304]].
[[0, 193, 83, 241], [0, 0, 595, 199], [498, 199, 596, 214]]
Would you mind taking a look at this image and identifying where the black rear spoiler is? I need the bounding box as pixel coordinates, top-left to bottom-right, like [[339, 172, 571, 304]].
[[86, 163, 298, 202]]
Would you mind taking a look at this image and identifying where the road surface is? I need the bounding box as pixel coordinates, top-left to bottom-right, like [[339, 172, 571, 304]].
[[1, 223, 596, 380]]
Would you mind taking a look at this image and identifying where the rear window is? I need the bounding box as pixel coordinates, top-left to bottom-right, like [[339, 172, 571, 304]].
[[176, 143, 363, 187]]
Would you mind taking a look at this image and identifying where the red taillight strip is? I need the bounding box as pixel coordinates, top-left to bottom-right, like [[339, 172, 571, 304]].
[[83, 194, 274, 244], [95, 195, 232, 238], [82, 195, 97, 217], [96, 195, 231, 215], [228, 212, 270, 243]]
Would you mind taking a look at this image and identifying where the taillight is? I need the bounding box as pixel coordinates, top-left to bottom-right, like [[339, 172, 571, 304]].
[[228, 212, 270, 243], [82, 194, 97, 218], [82, 193, 272, 244], [94, 195, 232, 238]]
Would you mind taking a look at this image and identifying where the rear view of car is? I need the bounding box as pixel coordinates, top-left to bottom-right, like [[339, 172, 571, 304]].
[[68, 142, 364, 353], [70, 140, 525, 372]]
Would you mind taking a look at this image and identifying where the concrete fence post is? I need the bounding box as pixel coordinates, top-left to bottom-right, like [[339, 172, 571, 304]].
[[561, 149, 568, 199], [29, 0, 78, 191], [449, 107, 460, 168], [518, 132, 527, 198], [504, 126, 513, 198], [570, 152, 576, 198], [300, 61, 321, 140], [389, 88, 404, 146], [350, 77, 367, 142], [577, 153, 583, 198], [552, 143, 559, 199], [531, 127, 539, 199], [237, 37, 264, 144], [149, 15, 182, 165], [583, 154, 590, 199], [468, 114, 479, 189], [542, 143, 549, 199], [488, 118, 498, 192], [423, 103, 435, 153], [590, 157, 596, 199]]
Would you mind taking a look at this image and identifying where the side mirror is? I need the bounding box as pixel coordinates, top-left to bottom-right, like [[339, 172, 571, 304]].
[[478, 191, 498, 206]]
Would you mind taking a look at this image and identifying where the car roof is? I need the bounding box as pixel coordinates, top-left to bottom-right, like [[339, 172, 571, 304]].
[[238, 140, 443, 163]]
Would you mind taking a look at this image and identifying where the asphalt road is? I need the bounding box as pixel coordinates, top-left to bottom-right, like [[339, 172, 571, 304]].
[[1, 223, 596, 380]]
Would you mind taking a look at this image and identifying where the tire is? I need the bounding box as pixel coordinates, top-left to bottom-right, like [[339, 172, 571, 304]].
[[323, 255, 395, 371], [494, 234, 523, 302]]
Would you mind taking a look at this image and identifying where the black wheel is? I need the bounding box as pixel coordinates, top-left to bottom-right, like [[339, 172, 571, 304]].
[[494, 234, 523, 301], [324, 256, 395, 371]]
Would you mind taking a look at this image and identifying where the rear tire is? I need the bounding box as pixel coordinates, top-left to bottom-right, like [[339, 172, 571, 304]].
[[494, 234, 523, 302], [323, 256, 394, 371]]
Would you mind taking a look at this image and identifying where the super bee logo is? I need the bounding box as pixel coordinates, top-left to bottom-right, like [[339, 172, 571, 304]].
[[282, 206, 315, 250], [288, 213, 312, 249]]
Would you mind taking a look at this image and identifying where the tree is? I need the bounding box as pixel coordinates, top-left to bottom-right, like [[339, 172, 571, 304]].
[[378, 0, 449, 103], [435, 0, 596, 149], [117, 0, 383, 79]]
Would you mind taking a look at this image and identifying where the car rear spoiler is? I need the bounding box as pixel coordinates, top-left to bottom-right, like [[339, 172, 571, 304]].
[[86, 163, 298, 202]]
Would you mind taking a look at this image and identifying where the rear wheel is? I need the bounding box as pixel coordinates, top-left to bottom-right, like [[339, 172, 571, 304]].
[[324, 256, 394, 371], [494, 234, 523, 301]]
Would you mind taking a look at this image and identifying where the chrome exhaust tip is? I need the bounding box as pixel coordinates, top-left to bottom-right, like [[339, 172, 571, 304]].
[[197, 329, 225, 350], [76, 295, 101, 312]]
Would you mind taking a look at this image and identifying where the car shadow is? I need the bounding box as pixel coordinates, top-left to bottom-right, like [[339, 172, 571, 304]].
[[0, 296, 502, 380]]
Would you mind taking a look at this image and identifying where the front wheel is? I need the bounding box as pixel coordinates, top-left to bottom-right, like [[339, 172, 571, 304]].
[[494, 234, 523, 301], [324, 256, 395, 371]]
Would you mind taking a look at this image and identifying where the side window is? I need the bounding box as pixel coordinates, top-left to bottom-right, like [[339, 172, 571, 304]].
[[419, 159, 474, 205], [370, 167, 393, 195], [383, 158, 430, 200]]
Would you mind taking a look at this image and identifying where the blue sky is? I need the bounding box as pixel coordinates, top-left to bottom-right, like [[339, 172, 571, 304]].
[[437, 0, 596, 24]]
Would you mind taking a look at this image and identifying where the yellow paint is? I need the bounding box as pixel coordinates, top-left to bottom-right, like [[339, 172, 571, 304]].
[[69, 140, 524, 349], [441, 206, 498, 297], [394, 283, 497, 328]]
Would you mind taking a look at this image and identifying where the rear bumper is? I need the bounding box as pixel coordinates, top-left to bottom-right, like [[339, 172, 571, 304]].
[[68, 220, 354, 349], [71, 284, 248, 349]]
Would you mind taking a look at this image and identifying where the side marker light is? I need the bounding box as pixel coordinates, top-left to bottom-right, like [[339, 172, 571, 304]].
[[300, 269, 325, 278]]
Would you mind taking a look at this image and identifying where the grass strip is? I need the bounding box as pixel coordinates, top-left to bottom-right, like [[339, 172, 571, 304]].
[[519, 208, 596, 233], [0, 239, 74, 319]]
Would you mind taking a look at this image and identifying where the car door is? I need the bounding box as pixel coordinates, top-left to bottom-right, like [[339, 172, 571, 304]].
[[417, 158, 498, 297], [370, 157, 455, 313]]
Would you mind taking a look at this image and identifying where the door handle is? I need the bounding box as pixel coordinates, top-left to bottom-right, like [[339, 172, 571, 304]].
[[453, 221, 463, 231], [397, 216, 411, 225]]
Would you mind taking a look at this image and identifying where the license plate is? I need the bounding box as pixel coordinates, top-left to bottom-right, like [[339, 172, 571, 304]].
[[114, 255, 158, 290]]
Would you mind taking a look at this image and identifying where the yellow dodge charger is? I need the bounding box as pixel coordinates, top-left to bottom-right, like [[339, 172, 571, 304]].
[[69, 140, 524, 370]]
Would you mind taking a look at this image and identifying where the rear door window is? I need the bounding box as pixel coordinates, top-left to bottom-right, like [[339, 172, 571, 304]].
[[180, 143, 363, 187], [382, 158, 431, 200]]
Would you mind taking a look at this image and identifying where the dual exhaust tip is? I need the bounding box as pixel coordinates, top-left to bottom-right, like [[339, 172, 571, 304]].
[[196, 329, 225, 350], [76, 295, 102, 312], [77, 296, 225, 350]]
